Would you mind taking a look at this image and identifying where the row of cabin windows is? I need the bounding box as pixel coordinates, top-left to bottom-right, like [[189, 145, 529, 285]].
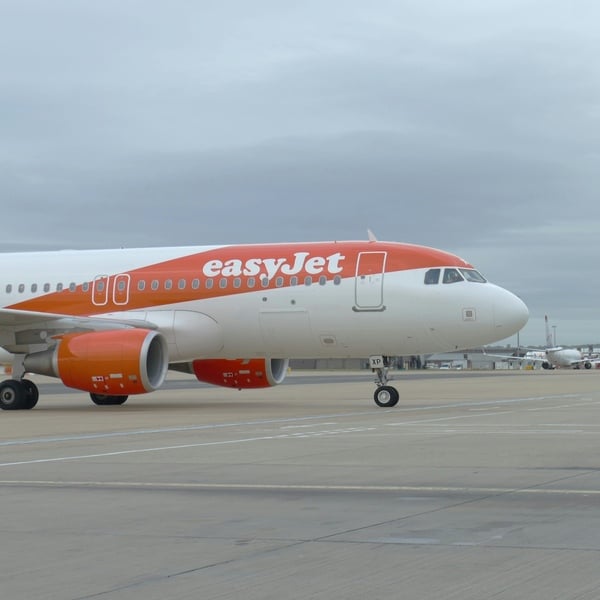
[[4, 275, 343, 295], [5, 282, 77, 294], [135, 275, 342, 291]]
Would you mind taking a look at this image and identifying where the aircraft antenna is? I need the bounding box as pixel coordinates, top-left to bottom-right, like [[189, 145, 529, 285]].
[[367, 229, 378, 242]]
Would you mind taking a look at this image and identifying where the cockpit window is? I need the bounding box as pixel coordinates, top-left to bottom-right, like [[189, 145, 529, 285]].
[[443, 268, 464, 284], [459, 269, 487, 283], [424, 268, 441, 285]]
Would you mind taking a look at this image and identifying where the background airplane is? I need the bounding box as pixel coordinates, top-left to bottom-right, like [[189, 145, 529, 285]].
[[0, 238, 528, 410], [486, 315, 598, 369]]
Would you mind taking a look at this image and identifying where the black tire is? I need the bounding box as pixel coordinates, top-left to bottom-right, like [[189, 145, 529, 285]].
[[21, 379, 39, 409], [0, 380, 29, 410], [374, 385, 399, 408], [584, 362, 592, 370], [90, 393, 128, 406]]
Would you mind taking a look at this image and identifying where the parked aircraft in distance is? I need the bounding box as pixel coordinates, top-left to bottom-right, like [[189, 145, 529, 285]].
[[486, 315, 598, 370], [0, 238, 528, 410]]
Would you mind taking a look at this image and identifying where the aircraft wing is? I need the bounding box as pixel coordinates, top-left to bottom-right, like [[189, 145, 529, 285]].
[[0, 308, 155, 343], [482, 349, 545, 363], [570, 356, 600, 367]]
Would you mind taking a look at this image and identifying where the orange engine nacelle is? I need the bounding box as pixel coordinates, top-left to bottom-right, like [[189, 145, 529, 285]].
[[24, 329, 169, 395], [192, 358, 289, 389]]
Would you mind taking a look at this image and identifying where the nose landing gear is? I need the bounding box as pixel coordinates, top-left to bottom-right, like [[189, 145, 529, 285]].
[[370, 355, 399, 407]]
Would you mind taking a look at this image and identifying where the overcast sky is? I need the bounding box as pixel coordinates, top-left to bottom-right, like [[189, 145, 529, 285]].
[[1, 1, 599, 346]]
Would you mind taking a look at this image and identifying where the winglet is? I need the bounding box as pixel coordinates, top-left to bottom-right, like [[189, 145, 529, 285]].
[[367, 229, 377, 242]]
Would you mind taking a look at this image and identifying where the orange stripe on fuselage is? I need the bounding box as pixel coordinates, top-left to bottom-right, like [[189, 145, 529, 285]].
[[6, 241, 471, 317]]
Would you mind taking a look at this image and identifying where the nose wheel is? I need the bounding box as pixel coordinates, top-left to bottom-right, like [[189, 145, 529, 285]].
[[374, 385, 399, 407]]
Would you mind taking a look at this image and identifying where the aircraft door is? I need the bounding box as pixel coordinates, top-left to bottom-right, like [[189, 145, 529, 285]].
[[354, 251, 386, 311]]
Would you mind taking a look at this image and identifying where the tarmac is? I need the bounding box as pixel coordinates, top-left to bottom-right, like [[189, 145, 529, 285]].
[[2, 368, 600, 599]]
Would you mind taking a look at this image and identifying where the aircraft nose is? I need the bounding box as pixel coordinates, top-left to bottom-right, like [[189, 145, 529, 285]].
[[493, 288, 529, 337]]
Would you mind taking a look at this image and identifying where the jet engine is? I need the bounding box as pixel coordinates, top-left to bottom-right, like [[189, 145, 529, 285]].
[[23, 329, 169, 395], [191, 358, 289, 389]]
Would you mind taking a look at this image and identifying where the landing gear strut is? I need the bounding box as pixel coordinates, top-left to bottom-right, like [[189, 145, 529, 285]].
[[370, 356, 399, 407]]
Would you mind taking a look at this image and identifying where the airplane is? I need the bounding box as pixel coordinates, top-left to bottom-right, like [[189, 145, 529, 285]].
[[485, 315, 598, 370], [0, 237, 529, 410]]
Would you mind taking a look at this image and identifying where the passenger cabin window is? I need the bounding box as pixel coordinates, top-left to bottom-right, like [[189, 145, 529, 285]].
[[459, 269, 487, 283], [443, 268, 463, 284], [424, 269, 440, 285]]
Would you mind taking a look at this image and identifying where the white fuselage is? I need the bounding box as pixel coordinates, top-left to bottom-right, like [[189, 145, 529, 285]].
[[0, 241, 529, 361], [546, 348, 584, 368]]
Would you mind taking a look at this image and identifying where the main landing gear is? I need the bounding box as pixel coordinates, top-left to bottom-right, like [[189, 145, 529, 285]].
[[0, 356, 41, 410], [0, 379, 129, 410], [370, 355, 399, 408], [90, 393, 129, 406], [0, 379, 40, 410]]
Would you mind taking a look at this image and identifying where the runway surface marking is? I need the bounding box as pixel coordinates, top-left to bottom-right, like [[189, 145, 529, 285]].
[[0, 411, 383, 447], [0, 392, 590, 448], [2, 394, 600, 467], [0, 479, 599, 496]]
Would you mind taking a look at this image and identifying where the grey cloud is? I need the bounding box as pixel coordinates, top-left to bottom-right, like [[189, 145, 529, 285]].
[[1, 0, 599, 344]]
